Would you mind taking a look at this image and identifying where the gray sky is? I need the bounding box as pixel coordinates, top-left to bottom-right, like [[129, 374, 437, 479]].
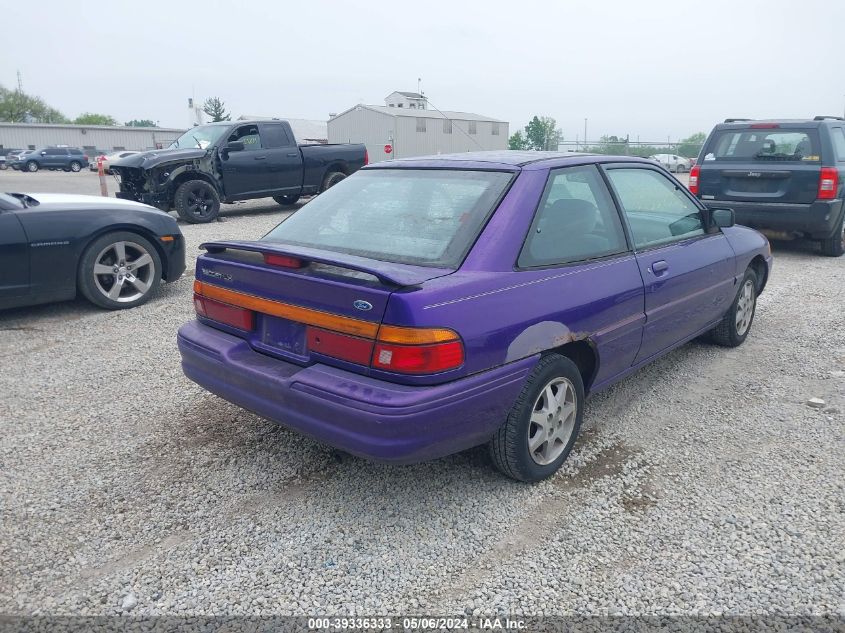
[[4, 0, 844, 142]]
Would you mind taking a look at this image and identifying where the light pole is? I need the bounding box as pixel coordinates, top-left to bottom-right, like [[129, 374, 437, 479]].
[[584, 118, 588, 149]]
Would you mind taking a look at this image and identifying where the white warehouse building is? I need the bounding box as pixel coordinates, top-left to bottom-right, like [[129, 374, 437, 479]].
[[328, 92, 508, 163], [0, 122, 186, 154]]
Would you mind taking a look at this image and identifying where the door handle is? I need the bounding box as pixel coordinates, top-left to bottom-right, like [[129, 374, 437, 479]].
[[286, 152, 298, 157], [253, 156, 267, 160], [650, 260, 669, 275]]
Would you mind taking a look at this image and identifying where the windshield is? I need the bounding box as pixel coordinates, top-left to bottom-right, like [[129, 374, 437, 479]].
[[704, 128, 821, 163], [170, 124, 230, 150], [0, 193, 25, 209], [262, 168, 514, 268]]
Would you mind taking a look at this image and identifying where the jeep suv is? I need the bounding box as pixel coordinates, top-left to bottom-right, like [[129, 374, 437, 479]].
[[691, 116, 845, 256], [17, 147, 90, 173]]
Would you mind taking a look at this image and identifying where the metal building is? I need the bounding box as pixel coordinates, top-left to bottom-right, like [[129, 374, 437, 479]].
[[328, 92, 508, 163], [0, 122, 187, 154]]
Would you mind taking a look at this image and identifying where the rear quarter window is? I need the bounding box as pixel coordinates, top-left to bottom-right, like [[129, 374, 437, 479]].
[[831, 128, 845, 162], [704, 128, 820, 163]]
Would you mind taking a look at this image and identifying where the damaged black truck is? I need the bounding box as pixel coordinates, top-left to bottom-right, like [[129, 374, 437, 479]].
[[110, 120, 367, 223]]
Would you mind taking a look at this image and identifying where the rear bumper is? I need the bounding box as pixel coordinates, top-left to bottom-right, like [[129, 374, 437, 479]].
[[703, 199, 844, 239], [177, 321, 536, 463]]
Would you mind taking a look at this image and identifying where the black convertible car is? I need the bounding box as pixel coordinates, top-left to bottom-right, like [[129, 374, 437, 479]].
[[0, 192, 185, 311]]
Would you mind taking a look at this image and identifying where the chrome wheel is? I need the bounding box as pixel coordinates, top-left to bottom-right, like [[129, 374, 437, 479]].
[[70, 161, 81, 172], [528, 377, 577, 465], [92, 240, 155, 303], [735, 279, 755, 336]]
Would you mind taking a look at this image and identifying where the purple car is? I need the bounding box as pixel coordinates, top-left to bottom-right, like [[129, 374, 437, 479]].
[[178, 152, 772, 482]]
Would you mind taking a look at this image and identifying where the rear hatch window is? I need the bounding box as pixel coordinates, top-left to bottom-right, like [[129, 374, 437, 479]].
[[262, 168, 514, 268], [698, 127, 823, 204]]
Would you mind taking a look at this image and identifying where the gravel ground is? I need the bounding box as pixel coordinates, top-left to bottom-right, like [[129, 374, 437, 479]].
[[0, 170, 843, 618]]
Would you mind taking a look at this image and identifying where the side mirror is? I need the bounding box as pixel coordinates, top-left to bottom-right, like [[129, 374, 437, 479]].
[[226, 141, 245, 153], [711, 207, 735, 228]]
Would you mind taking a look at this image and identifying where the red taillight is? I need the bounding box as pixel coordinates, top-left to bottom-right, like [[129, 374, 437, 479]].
[[750, 123, 779, 129], [264, 253, 305, 268], [371, 341, 464, 374], [83, 154, 89, 161], [818, 167, 838, 200], [364, 149, 369, 166], [688, 164, 700, 195], [307, 327, 373, 365], [193, 294, 255, 331]]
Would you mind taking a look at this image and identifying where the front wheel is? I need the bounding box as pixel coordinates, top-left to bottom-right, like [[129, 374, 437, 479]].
[[710, 268, 758, 347], [78, 231, 162, 309], [174, 179, 221, 223], [273, 194, 300, 207], [820, 214, 845, 257], [489, 354, 584, 482], [69, 161, 82, 172], [26, 161, 39, 172]]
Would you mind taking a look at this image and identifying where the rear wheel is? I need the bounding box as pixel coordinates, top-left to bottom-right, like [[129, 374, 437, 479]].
[[321, 170, 346, 192], [78, 231, 162, 310], [26, 161, 38, 172], [489, 354, 584, 482], [69, 161, 82, 172], [710, 268, 758, 347], [174, 179, 220, 223], [820, 214, 845, 257], [273, 194, 300, 207]]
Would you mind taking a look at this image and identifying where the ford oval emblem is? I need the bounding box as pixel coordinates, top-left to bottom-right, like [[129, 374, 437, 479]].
[[353, 300, 373, 311]]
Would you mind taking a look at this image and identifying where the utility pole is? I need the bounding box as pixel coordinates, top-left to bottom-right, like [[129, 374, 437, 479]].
[[584, 118, 588, 148], [16, 70, 23, 93]]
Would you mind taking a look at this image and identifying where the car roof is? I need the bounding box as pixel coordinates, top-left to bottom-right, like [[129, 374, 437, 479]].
[[365, 151, 653, 171]]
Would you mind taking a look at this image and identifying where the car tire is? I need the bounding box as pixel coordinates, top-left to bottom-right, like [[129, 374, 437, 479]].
[[710, 268, 758, 347], [321, 171, 346, 192], [0, 163, 6, 171], [26, 161, 38, 172], [273, 194, 301, 207], [78, 231, 162, 310], [69, 161, 82, 172], [489, 354, 585, 482], [820, 214, 845, 257], [174, 179, 221, 223]]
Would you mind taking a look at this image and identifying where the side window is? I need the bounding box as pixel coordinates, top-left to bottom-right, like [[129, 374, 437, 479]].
[[832, 128, 845, 162], [262, 124, 292, 148], [606, 168, 705, 249], [519, 165, 628, 267], [228, 125, 262, 150]]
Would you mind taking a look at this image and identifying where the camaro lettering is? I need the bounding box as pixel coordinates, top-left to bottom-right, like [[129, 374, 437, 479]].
[[30, 241, 70, 247]]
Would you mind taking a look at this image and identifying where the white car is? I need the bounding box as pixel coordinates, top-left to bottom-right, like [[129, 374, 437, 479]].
[[650, 153, 692, 173], [89, 151, 141, 174]]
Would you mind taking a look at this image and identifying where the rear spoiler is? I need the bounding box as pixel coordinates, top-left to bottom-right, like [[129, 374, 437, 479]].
[[199, 240, 450, 287]]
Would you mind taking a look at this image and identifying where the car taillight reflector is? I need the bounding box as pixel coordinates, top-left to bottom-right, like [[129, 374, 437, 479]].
[[307, 327, 373, 365], [364, 149, 369, 165], [264, 253, 305, 268], [818, 167, 838, 200], [371, 341, 464, 374], [688, 165, 700, 195], [193, 294, 255, 331]]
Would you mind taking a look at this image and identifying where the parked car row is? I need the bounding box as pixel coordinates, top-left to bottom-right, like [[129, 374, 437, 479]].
[[2, 113, 842, 482], [4, 147, 90, 172]]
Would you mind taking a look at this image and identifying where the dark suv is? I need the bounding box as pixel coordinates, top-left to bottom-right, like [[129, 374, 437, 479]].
[[16, 147, 90, 173], [691, 116, 845, 256]]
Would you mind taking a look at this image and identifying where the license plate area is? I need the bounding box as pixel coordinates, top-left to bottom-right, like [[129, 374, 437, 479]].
[[253, 314, 309, 362]]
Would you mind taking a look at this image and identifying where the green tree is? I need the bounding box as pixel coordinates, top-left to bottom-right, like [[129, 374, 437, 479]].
[[0, 84, 68, 123], [202, 96, 230, 122], [74, 112, 117, 126], [125, 119, 156, 127], [508, 130, 530, 150], [597, 135, 630, 155], [678, 132, 706, 158], [524, 116, 563, 151]]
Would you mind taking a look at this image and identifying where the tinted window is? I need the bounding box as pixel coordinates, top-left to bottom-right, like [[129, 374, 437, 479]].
[[704, 128, 820, 163], [263, 169, 513, 268], [46, 148, 67, 155], [69, 148, 83, 155], [519, 165, 628, 267], [262, 124, 292, 148], [229, 124, 262, 150], [607, 168, 704, 249], [832, 128, 845, 162]]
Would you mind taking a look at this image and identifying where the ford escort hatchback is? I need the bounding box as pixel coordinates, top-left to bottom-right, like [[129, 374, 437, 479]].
[[178, 152, 772, 482]]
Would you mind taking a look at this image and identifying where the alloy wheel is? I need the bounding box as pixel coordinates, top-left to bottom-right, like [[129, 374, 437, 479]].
[[185, 186, 216, 220], [92, 240, 155, 303], [735, 279, 755, 336], [528, 377, 577, 465]]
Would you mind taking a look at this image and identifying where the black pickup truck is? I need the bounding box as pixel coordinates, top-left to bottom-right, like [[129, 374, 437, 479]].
[[110, 120, 367, 223]]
